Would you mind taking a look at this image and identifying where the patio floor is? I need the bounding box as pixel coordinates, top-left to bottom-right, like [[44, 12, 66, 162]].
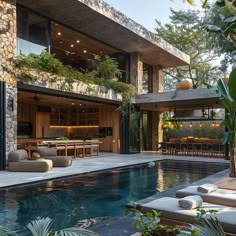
[[0, 152, 229, 188]]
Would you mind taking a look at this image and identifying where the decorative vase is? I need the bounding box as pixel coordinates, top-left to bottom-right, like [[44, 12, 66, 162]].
[[176, 80, 193, 90]]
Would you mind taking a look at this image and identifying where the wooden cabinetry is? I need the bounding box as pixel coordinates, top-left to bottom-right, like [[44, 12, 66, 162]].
[[36, 112, 50, 138], [78, 108, 99, 125], [50, 107, 99, 126], [50, 108, 68, 125]]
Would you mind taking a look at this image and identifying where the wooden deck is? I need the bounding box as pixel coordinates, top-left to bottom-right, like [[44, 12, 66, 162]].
[[212, 177, 236, 190]]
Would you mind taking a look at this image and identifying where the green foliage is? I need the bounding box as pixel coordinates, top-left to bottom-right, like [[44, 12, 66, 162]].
[[216, 70, 236, 151], [126, 208, 182, 236], [95, 55, 121, 79], [203, 0, 236, 67], [155, 9, 222, 91], [195, 209, 218, 221], [14, 51, 135, 115]]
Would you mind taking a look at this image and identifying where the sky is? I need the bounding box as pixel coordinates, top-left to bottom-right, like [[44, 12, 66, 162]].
[[104, 0, 201, 31]]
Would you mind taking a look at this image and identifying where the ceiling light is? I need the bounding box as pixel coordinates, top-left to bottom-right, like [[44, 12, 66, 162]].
[[76, 40, 80, 43], [72, 102, 75, 105], [199, 122, 203, 128], [83, 50, 87, 53], [59, 40, 63, 44], [57, 32, 61, 36], [70, 44, 74, 48], [189, 122, 193, 128]]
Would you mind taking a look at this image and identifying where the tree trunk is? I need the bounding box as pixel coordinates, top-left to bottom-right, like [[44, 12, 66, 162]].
[[230, 147, 236, 177]]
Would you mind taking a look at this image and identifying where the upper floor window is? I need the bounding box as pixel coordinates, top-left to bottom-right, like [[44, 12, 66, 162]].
[[17, 6, 50, 55]]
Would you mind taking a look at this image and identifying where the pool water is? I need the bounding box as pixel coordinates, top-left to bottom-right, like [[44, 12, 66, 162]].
[[0, 160, 228, 234]]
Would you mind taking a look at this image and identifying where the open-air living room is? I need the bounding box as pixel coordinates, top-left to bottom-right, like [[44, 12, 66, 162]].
[[0, 0, 236, 235]]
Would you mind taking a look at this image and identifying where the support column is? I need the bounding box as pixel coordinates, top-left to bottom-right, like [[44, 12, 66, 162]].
[[0, 0, 17, 159], [152, 66, 163, 93], [130, 53, 143, 94], [151, 67, 164, 150]]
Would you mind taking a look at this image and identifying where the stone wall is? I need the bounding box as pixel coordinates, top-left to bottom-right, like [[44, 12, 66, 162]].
[[0, 0, 17, 157]]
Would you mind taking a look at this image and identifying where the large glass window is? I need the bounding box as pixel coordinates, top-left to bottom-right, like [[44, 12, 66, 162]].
[[17, 6, 50, 55], [129, 107, 140, 153]]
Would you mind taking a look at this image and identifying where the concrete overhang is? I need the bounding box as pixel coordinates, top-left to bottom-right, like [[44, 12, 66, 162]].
[[134, 88, 222, 111], [17, 0, 190, 68]]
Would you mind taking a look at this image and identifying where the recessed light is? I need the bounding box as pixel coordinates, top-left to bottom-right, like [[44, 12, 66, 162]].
[[83, 50, 87, 53], [72, 102, 75, 105], [57, 32, 61, 36], [76, 40, 80, 43], [79, 103, 83, 106], [70, 44, 74, 48]]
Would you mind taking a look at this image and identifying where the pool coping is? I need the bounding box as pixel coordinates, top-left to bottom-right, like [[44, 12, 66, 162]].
[[0, 157, 229, 190]]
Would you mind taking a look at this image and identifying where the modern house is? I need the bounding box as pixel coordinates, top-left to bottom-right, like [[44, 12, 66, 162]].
[[0, 0, 221, 170]]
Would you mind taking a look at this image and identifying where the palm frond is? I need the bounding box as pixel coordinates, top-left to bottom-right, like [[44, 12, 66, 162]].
[[0, 226, 18, 236], [27, 217, 53, 236], [195, 216, 225, 236]]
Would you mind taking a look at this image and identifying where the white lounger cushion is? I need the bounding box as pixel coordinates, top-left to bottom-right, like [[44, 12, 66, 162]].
[[176, 186, 236, 207], [141, 197, 236, 234]]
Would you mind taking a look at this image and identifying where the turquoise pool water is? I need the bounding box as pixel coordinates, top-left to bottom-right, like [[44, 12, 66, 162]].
[[0, 160, 228, 234]]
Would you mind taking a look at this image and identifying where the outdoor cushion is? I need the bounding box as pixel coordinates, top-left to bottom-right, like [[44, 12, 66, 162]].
[[8, 149, 53, 172], [38, 147, 73, 167], [141, 197, 236, 234], [8, 149, 28, 162], [176, 186, 236, 207], [8, 159, 53, 172]]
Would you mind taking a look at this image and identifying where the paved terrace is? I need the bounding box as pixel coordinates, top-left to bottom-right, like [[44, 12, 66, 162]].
[[0, 152, 229, 189]]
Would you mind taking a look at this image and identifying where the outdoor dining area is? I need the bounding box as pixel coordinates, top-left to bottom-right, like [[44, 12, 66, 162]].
[[157, 137, 225, 158]]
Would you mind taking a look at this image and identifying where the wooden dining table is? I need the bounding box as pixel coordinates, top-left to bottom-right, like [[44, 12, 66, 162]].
[[42, 140, 101, 157]]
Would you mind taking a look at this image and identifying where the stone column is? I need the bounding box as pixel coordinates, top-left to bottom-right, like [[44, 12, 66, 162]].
[[0, 0, 17, 157], [130, 52, 143, 94], [152, 66, 163, 93], [151, 66, 164, 150]]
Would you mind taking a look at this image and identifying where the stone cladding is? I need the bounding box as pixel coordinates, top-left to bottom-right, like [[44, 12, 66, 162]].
[[0, 0, 17, 156]]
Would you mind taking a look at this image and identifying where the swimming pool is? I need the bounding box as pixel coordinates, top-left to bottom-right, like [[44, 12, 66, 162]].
[[0, 160, 228, 234]]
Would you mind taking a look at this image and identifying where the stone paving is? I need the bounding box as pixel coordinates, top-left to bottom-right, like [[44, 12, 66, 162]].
[[0, 152, 229, 188]]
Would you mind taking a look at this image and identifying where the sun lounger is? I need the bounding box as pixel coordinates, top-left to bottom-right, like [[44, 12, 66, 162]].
[[141, 197, 236, 234], [176, 186, 236, 207]]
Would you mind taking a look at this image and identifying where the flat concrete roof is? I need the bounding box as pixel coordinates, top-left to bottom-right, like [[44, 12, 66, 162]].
[[17, 0, 190, 68], [135, 88, 222, 111]]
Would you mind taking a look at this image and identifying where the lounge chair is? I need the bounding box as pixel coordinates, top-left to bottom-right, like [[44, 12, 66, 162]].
[[141, 197, 236, 235], [8, 149, 53, 172], [38, 147, 72, 167], [176, 186, 236, 207]]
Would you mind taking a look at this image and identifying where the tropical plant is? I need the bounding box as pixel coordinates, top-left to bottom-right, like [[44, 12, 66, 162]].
[[215, 70, 236, 176], [126, 207, 183, 236], [0, 217, 99, 236]]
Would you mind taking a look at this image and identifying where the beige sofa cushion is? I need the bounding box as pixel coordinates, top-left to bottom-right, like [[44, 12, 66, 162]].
[[141, 197, 236, 234], [38, 147, 57, 157], [8, 159, 53, 172], [8, 149, 28, 162], [176, 186, 236, 207]]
